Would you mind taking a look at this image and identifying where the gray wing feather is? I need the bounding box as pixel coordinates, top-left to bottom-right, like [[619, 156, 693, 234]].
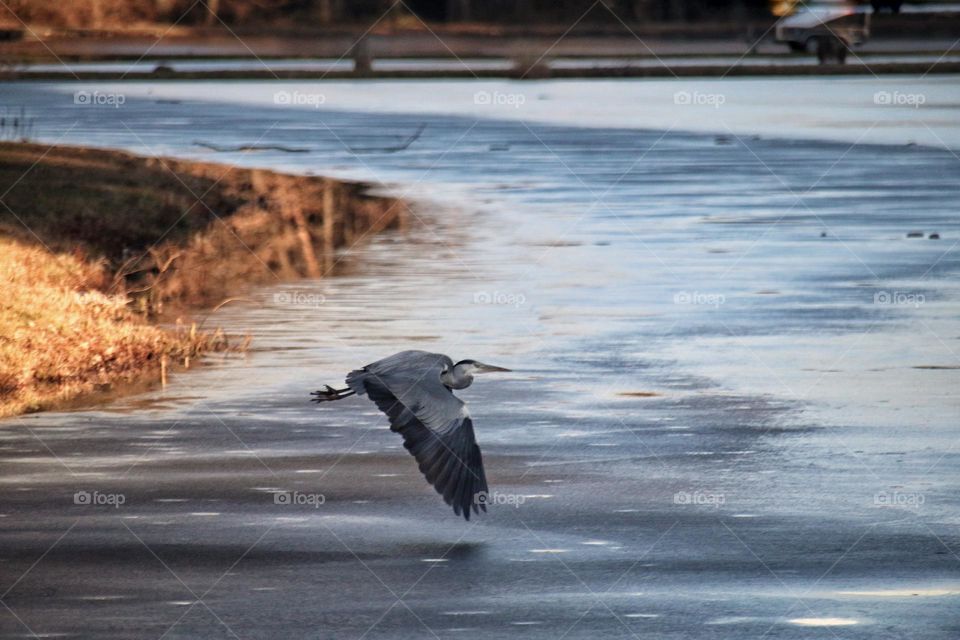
[[346, 351, 488, 519]]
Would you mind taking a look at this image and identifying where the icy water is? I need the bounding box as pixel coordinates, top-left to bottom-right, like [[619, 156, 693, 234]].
[[1, 79, 958, 639]]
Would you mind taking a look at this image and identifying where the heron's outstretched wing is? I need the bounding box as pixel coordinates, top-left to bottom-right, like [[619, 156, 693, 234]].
[[346, 351, 488, 519]]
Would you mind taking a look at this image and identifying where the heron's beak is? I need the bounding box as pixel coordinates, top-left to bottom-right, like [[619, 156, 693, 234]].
[[475, 362, 511, 373]]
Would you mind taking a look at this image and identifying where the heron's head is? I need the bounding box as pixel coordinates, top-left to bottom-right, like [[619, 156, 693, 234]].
[[454, 359, 511, 375], [442, 359, 510, 389]]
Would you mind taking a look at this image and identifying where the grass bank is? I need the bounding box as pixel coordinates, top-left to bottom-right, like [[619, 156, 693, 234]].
[[0, 142, 407, 416], [0, 240, 223, 416]]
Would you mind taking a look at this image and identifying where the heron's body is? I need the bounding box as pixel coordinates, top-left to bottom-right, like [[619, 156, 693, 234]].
[[312, 350, 510, 520]]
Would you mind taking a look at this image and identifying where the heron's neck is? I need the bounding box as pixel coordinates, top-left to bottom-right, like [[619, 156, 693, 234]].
[[441, 368, 473, 390]]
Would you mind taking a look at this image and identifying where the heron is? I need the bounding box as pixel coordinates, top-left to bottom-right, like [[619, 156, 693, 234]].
[[311, 350, 511, 520]]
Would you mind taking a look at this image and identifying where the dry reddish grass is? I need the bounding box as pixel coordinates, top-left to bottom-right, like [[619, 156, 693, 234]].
[[2, 0, 181, 29], [0, 141, 402, 417], [0, 0, 324, 30], [0, 239, 223, 417]]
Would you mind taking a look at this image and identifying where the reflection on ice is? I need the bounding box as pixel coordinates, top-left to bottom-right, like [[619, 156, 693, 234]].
[[706, 616, 758, 624], [835, 588, 960, 597], [788, 617, 859, 626]]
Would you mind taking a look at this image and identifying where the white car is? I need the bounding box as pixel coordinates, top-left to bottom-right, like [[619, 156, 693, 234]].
[[775, 4, 871, 60]]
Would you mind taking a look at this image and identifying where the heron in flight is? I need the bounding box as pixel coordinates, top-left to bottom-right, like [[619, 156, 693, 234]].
[[311, 350, 511, 520]]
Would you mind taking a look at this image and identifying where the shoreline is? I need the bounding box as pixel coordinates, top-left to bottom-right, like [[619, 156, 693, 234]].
[[6, 60, 960, 80], [4, 18, 958, 81], [0, 142, 408, 417]]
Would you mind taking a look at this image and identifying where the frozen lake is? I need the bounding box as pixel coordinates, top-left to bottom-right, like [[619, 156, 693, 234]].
[[1, 78, 958, 638]]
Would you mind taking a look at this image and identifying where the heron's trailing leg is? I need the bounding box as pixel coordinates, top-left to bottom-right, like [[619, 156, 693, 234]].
[[311, 385, 356, 403]]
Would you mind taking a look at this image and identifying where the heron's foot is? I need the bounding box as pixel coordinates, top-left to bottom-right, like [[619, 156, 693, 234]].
[[311, 385, 355, 403]]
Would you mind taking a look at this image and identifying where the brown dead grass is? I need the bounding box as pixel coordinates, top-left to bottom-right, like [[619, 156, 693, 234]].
[[3, 1, 195, 29], [0, 142, 404, 417], [0, 0, 341, 30], [0, 239, 223, 417]]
